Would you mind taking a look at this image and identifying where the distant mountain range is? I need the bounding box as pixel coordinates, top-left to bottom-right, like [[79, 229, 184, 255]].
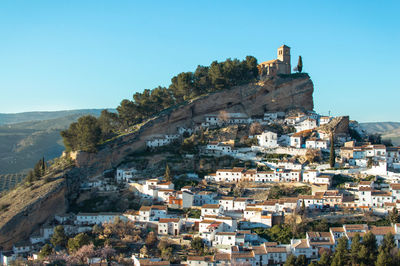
[[360, 122, 400, 145], [0, 109, 111, 125], [0, 109, 113, 175]]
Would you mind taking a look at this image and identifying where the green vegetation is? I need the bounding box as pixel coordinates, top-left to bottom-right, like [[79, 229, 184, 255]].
[[51, 225, 68, 248], [253, 224, 297, 244], [67, 233, 91, 253], [25, 158, 47, 184], [268, 185, 311, 199], [294, 55, 303, 73], [61, 56, 259, 152], [262, 153, 291, 161], [185, 208, 201, 219], [331, 174, 356, 188], [173, 176, 199, 190]]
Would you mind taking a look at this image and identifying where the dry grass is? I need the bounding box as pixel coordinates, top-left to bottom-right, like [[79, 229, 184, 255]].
[[0, 175, 64, 228]]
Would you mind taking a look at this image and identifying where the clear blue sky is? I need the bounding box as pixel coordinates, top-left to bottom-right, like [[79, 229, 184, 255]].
[[0, 1, 399, 122]]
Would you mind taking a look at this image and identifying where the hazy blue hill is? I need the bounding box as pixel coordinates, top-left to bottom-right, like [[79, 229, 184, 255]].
[[360, 122, 400, 134], [360, 122, 400, 145], [0, 109, 114, 125], [0, 109, 112, 176]]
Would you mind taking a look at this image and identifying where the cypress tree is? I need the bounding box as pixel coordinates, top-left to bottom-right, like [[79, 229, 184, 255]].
[[297, 56, 303, 73], [329, 133, 336, 168], [165, 164, 172, 182]]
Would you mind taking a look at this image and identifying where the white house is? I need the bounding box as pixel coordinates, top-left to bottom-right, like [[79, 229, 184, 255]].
[[201, 204, 224, 217], [305, 138, 329, 150], [295, 118, 317, 132], [158, 218, 182, 236], [116, 168, 137, 182], [146, 134, 180, 148], [257, 131, 279, 148], [75, 213, 123, 225]]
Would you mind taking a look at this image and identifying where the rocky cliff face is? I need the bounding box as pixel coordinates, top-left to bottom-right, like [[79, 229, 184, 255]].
[[74, 73, 314, 177]]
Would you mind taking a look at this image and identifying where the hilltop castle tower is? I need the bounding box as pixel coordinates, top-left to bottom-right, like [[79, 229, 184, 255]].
[[258, 45, 291, 77]]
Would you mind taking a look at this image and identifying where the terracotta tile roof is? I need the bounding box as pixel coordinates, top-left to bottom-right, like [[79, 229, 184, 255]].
[[263, 242, 278, 246], [151, 205, 168, 210], [359, 181, 373, 185], [231, 251, 255, 259], [140, 206, 151, 211], [344, 224, 368, 230], [187, 256, 214, 262], [330, 227, 345, 233], [159, 218, 180, 223], [214, 253, 231, 261], [202, 204, 220, 209], [359, 187, 372, 191], [252, 246, 267, 255], [216, 232, 236, 236], [138, 260, 170, 266], [293, 239, 309, 249], [369, 226, 395, 235], [266, 247, 287, 253], [346, 232, 366, 238]]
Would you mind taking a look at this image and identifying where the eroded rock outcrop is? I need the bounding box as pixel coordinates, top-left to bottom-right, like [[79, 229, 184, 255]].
[[74, 73, 314, 177]]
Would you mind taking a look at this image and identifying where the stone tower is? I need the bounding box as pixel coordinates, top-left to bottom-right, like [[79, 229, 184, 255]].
[[277, 45, 291, 74], [277, 45, 290, 62]]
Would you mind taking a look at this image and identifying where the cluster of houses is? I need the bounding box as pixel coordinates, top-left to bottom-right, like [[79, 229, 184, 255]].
[[131, 222, 400, 265], [7, 174, 400, 265]]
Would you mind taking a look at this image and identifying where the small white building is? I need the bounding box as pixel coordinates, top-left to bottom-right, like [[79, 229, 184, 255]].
[[256, 131, 278, 148], [201, 204, 224, 217], [158, 218, 182, 236]]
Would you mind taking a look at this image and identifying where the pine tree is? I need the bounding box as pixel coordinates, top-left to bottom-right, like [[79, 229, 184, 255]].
[[350, 233, 362, 265], [297, 56, 303, 73], [284, 254, 296, 266], [329, 133, 336, 168], [362, 231, 378, 264], [331, 237, 348, 266], [38, 244, 53, 259], [376, 248, 389, 266], [295, 255, 307, 266], [381, 232, 396, 254], [318, 251, 331, 266], [51, 225, 67, 248]]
